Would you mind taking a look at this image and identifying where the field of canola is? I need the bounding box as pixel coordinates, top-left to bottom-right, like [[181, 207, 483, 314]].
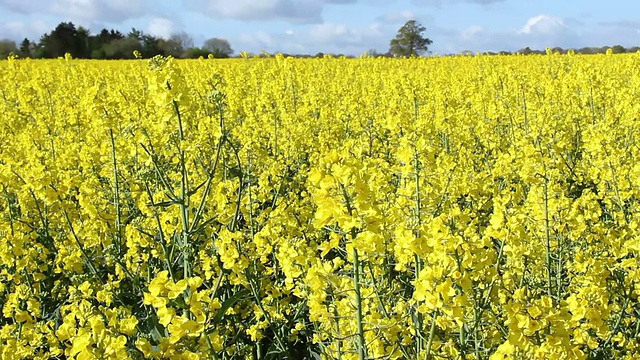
[[0, 53, 639, 359]]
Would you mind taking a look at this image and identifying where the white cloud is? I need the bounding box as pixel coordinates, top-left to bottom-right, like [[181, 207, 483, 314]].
[[0, 0, 40, 14], [229, 12, 640, 56], [427, 14, 640, 54], [309, 23, 351, 43], [429, 14, 620, 54], [236, 21, 392, 54], [583, 20, 640, 47], [238, 30, 304, 53], [239, 31, 276, 49], [519, 15, 567, 35], [413, 0, 505, 7], [0, 20, 50, 41], [461, 25, 483, 39], [0, 0, 151, 24], [184, 0, 355, 23], [308, 22, 385, 48], [50, 0, 99, 22], [377, 10, 416, 24], [53, 0, 150, 23], [147, 17, 176, 39]]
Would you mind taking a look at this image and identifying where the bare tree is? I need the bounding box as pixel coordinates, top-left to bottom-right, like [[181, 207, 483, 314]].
[[203, 38, 233, 58], [0, 39, 18, 58], [157, 32, 194, 58], [170, 32, 194, 50]]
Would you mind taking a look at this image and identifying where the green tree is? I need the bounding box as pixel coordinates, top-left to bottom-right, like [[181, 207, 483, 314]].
[[91, 29, 125, 59], [40, 22, 83, 58], [612, 45, 626, 54], [183, 47, 212, 59], [76, 26, 91, 58], [19, 38, 31, 57], [389, 20, 432, 57], [127, 28, 163, 58], [103, 37, 140, 59]]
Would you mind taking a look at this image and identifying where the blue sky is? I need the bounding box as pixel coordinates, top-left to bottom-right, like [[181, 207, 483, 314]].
[[0, 0, 639, 55]]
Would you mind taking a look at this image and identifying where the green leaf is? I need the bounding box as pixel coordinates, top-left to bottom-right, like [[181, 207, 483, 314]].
[[210, 289, 250, 327]]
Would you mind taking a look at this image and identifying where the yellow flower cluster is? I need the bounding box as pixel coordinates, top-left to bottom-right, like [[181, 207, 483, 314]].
[[0, 52, 639, 359]]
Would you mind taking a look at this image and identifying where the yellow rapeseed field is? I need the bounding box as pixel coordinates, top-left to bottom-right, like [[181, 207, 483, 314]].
[[0, 52, 639, 359]]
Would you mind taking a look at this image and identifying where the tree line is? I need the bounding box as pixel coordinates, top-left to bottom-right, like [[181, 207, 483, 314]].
[[505, 45, 640, 55], [0, 22, 233, 59], [1, 20, 637, 59], [384, 21, 640, 57]]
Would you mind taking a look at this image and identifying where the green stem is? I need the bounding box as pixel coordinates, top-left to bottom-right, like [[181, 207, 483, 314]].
[[600, 286, 632, 352], [140, 143, 178, 201], [145, 183, 175, 282], [425, 311, 437, 359], [172, 99, 193, 322], [172, 99, 185, 141], [414, 254, 424, 356], [353, 247, 366, 360], [464, 238, 505, 344], [110, 129, 123, 257], [179, 148, 190, 281], [189, 139, 223, 233], [204, 333, 219, 360], [557, 233, 563, 303], [328, 286, 343, 360], [543, 178, 553, 301], [226, 139, 244, 232], [413, 144, 424, 356], [60, 204, 103, 284], [339, 182, 366, 358], [3, 189, 15, 236]]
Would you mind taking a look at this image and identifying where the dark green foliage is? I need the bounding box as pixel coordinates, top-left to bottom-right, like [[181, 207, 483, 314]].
[[21, 21, 231, 59], [19, 38, 32, 58], [184, 47, 214, 59], [39, 22, 84, 58], [102, 37, 141, 59], [389, 20, 432, 57]]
